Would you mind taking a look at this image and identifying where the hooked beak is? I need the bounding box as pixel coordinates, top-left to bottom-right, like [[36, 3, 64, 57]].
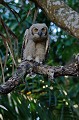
[[38, 30, 42, 37]]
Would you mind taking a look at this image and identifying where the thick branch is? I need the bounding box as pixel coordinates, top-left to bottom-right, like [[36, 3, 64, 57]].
[[0, 61, 32, 94], [0, 58, 79, 94], [32, 0, 79, 39], [34, 62, 79, 77]]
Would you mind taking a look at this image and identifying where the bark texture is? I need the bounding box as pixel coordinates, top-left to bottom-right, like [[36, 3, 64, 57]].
[[32, 0, 79, 39], [0, 56, 79, 94]]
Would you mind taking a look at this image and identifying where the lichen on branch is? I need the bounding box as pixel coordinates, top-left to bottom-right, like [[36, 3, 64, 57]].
[[0, 55, 79, 94]]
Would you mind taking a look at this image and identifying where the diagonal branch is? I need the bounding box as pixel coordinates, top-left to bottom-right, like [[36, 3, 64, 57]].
[[0, 56, 79, 94], [32, 0, 79, 39]]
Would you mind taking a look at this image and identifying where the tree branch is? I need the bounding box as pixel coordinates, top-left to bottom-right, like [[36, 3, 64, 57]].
[[0, 56, 79, 94], [1, 0, 79, 94], [32, 0, 79, 39], [0, 60, 32, 94]]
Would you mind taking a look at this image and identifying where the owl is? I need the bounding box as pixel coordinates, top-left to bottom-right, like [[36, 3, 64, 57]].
[[21, 23, 49, 63]]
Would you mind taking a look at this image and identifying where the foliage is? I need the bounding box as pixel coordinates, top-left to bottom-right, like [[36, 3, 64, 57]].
[[0, 0, 79, 120]]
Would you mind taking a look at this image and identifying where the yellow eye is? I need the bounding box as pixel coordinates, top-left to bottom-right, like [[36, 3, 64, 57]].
[[42, 27, 46, 33], [33, 28, 38, 32]]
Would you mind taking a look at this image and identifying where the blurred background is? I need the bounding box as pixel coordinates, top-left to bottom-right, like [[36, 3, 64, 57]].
[[0, 0, 79, 119]]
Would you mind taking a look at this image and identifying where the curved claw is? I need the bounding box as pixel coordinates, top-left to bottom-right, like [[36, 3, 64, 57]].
[[26, 56, 33, 61]]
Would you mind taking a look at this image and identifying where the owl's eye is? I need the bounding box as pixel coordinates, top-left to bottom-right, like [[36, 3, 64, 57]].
[[42, 27, 47, 33], [33, 28, 38, 32]]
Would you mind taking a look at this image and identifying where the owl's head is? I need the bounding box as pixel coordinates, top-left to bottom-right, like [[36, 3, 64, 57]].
[[29, 23, 48, 42]]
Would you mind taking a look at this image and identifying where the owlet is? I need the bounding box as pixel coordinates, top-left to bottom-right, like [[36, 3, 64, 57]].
[[22, 23, 49, 63]]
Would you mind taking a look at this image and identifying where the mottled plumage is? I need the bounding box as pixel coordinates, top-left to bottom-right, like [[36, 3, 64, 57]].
[[22, 23, 49, 63]]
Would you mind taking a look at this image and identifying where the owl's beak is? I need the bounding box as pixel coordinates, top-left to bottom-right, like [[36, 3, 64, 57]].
[[38, 30, 42, 37]]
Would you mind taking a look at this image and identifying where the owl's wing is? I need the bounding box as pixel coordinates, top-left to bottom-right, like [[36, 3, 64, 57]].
[[21, 29, 29, 59], [45, 35, 50, 60], [45, 36, 50, 54]]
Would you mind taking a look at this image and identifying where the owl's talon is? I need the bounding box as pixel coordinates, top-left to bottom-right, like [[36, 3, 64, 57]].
[[34, 61, 40, 66], [40, 62, 42, 64], [26, 56, 33, 61], [35, 56, 41, 63]]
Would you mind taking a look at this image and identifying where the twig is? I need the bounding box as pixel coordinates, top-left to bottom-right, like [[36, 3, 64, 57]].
[[0, 57, 5, 83]]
